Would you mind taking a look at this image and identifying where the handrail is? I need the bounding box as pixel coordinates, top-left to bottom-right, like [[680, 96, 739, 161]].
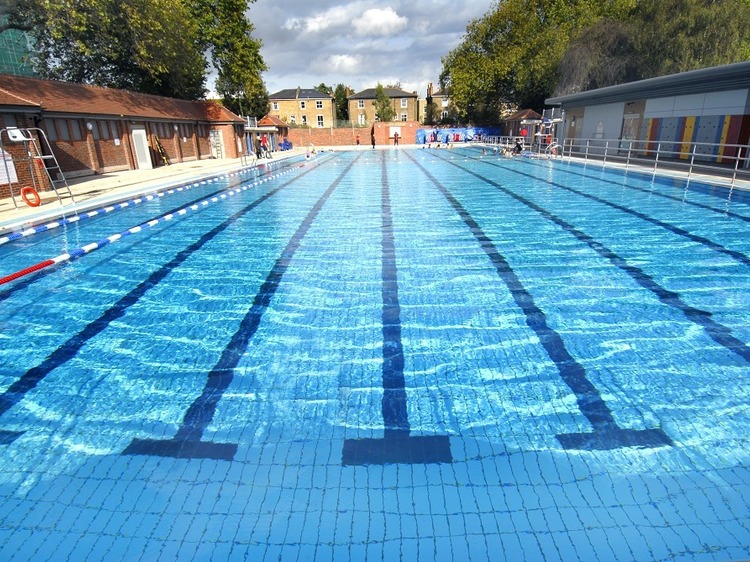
[[561, 137, 750, 188]]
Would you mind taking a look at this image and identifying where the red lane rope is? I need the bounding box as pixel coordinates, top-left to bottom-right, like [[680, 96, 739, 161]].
[[0, 259, 55, 285]]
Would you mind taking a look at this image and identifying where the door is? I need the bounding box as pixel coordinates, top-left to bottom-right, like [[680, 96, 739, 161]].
[[131, 126, 153, 170]]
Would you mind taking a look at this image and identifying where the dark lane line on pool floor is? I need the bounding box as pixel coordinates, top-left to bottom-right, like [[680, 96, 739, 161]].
[[0, 160, 329, 448], [408, 151, 673, 451], [342, 152, 452, 466], [440, 153, 750, 367], [466, 153, 750, 269], [123, 155, 360, 461], [0, 158, 307, 297]]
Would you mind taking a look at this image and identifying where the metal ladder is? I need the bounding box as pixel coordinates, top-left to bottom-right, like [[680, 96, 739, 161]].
[[0, 127, 76, 209]]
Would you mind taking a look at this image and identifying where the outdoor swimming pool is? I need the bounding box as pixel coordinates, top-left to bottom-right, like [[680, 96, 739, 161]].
[[1, 148, 749, 561]]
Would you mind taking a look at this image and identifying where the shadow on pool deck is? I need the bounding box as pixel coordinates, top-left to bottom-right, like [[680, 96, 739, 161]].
[[0, 151, 304, 235]]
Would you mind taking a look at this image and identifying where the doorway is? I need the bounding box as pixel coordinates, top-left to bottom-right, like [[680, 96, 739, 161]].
[[131, 125, 153, 169]]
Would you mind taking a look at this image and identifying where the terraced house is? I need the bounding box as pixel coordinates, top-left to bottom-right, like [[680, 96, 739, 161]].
[[268, 88, 337, 128]]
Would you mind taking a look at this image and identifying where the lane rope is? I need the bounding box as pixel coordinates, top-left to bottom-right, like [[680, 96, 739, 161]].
[[0, 161, 294, 246], [0, 156, 326, 287]]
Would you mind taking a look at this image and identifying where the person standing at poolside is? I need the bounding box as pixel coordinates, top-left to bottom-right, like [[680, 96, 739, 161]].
[[356, 133, 360, 146], [393, 132, 399, 146], [371, 126, 375, 149]]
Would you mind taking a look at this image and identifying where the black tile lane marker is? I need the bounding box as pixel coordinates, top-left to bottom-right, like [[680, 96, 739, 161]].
[[407, 151, 673, 451], [464, 153, 750, 269], [442, 153, 750, 367], [0, 160, 327, 447], [123, 156, 359, 461], [342, 152, 452, 466]]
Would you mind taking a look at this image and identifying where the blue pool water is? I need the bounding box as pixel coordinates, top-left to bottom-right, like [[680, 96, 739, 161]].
[[1, 148, 750, 561]]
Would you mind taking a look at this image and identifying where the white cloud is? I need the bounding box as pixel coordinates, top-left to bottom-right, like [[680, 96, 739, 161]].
[[283, 5, 356, 34], [352, 7, 408, 36], [324, 54, 362, 74]]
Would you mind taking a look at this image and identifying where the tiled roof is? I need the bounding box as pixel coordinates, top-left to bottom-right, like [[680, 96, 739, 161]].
[[0, 74, 244, 123], [504, 108, 542, 121], [259, 115, 287, 127], [269, 88, 333, 100], [348, 88, 418, 100]]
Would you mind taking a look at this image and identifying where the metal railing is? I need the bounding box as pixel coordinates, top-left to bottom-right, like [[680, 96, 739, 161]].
[[560, 137, 750, 187]]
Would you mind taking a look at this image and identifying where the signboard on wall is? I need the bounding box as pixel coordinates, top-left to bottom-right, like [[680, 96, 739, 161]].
[[0, 148, 18, 185]]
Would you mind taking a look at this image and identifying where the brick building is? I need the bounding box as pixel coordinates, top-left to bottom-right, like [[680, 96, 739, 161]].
[[348, 87, 419, 125], [0, 74, 247, 199], [268, 88, 337, 128]]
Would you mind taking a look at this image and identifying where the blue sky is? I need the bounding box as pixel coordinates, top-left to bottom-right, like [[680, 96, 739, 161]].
[[246, 0, 494, 97]]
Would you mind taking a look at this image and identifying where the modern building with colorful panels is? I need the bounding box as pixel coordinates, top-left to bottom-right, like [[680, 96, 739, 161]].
[[546, 61, 750, 165]]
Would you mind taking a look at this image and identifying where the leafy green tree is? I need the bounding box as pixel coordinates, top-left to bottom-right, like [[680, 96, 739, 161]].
[[194, 0, 267, 110], [442, 0, 750, 122], [8, 0, 207, 99], [333, 84, 350, 121], [632, 0, 750, 78], [373, 84, 395, 122], [4, 0, 269, 104]]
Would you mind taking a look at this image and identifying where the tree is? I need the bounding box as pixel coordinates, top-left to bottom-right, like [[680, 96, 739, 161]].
[[7, 0, 207, 99], [631, 0, 750, 79], [442, 0, 750, 122], [373, 84, 395, 122], [333, 84, 350, 121], [4, 0, 269, 104], [194, 0, 268, 111], [553, 18, 639, 96]]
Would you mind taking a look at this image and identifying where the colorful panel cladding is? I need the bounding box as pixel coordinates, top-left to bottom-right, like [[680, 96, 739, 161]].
[[639, 114, 748, 164]]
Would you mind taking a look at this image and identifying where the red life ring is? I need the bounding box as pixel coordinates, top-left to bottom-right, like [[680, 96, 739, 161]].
[[20, 186, 41, 207]]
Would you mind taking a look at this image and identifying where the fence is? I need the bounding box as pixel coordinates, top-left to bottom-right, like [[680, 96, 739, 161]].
[[559, 138, 750, 187]]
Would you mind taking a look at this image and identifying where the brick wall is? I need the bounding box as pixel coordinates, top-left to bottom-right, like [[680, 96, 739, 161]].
[[0, 114, 53, 200], [286, 121, 420, 149]]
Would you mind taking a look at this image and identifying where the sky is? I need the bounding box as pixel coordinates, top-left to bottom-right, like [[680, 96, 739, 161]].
[[245, 0, 495, 98]]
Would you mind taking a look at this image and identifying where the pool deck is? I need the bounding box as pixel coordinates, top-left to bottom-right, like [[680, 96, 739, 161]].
[[0, 150, 305, 236]]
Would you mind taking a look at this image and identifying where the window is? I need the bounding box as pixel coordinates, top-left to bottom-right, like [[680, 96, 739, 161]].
[[57, 119, 70, 141], [317, 115, 324, 127], [358, 114, 366, 125], [400, 98, 408, 108], [302, 115, 307, 125], [44, 119, 57, 141], [4, 115, 17, 129], [441, 110, 448, 120], [70, 120, 82, 141], [441, 98, 449, 107], [290, 115, 296, 124], [111, 122, 120, 141], [316, 100, 323, 109], [300, 101, 306, 109], [358, 100, 364, 108], [272, 102, 279, 110], [90, 122, 99, 140], [99, 121, 109, 139], [400, 113, 407, 122]]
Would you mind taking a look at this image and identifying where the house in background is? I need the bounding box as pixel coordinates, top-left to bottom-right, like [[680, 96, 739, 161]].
[[267, 88, 337, 128], [0, 74, 247, 199], [348, 87, 419, 126]]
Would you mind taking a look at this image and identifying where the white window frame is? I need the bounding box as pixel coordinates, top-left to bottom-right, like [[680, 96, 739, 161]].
[[400, 98, 408, 108], [358, 100, 365, 109], [401, 113, 407, 122], [316, 100, 323, 109], [300, 101, 306, 109], [302, 115, 307, 125], [290, 115, 296, 124], [317, 115, 324, 128], [358, 114, 366, 125], [272, 102, 279, 110]]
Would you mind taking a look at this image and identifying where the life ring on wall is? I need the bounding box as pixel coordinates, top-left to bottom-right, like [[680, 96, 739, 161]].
[[20, 186, 41, 207]]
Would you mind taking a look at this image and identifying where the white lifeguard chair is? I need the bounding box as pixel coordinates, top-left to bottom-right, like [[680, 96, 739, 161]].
[[0, 127, 75, 209]]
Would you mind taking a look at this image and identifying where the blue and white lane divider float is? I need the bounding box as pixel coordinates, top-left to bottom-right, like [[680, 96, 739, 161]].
[[0, 161, 289, 246], [0, 160, 313, 286]]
